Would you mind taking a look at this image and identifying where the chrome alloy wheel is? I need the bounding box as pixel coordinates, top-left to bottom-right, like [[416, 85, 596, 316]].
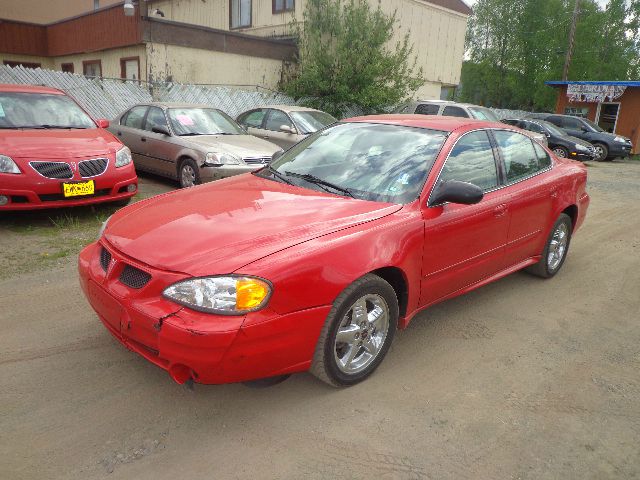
[[553, 147, 567, 158], [594, 145, 606, 161], [547, 223, 569, 271], [334, 294, 390, 375], [181, 164, 197, 187]]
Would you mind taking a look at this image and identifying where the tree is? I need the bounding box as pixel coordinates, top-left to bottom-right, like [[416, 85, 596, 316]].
[[281, 0, 424, 117]]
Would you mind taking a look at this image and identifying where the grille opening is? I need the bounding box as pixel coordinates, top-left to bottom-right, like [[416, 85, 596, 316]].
[[99, 247, 111, 271], [119, 265, 151, 289], [39, 189, 110, 202], [79, 158, 108, 178], [30, 161, 73, 179], [10, 196, 29, 203], [243, 157, 271, 165]]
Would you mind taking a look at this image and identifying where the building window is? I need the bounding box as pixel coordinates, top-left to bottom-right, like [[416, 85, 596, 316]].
[[273, 0, 294, 13], [3, 60, 41, 69], [230, 0, 251, 29], [61, 63, 74, 73], [83, 60, 102, 78], [120, 56, 140, 81], [94, 0, 100, 10]]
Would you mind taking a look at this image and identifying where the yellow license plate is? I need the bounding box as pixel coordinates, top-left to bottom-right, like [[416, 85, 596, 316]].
[[62, 180, 95, 197]]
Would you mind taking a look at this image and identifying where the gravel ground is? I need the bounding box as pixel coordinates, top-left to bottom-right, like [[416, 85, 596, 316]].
[[1, 163, 639, 480]]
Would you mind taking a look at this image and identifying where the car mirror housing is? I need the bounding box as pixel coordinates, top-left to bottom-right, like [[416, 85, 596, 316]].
[[430, 180, 484, 206], [152, 125, 171, 136], [96, 119, 110, 129]]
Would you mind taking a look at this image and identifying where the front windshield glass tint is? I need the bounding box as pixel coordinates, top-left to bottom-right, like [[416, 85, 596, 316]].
[[290, 110, 337, 134], [538, 120, 566, 137], [167, 108, 245, 136], [469, 107, 499, 122], [0, 92, 95, 129], [582, 117, 604, 132], [265, 122, 447, 203]]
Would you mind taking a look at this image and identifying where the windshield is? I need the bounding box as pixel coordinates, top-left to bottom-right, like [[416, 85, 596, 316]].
[[538, 120, 567, 137], [0, 92, 95, 129], [167, 108, 245, 136], [290, 110, 337, 134], [582, 117, 604, 132], [261, 122, 447, 204], [468, 107, 499, 122]]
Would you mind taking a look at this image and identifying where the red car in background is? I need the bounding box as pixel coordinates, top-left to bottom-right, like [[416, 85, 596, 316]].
[[0, 84, 137, 210], [79, 115, 589, 387]]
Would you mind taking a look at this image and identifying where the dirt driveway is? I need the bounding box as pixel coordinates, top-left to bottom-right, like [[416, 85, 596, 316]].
[[1, 164, 639, 480]]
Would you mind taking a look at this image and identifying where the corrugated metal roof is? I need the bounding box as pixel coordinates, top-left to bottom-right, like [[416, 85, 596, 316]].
[[546, 80, 640, 87]]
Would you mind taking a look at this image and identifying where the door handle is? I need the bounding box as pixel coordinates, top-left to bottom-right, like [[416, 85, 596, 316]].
[[494, 204, 508, 217], [141, 137, 147, 142], [116, 131, 122, 136]]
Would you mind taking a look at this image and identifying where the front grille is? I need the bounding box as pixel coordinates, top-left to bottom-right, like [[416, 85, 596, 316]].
[[243, 156, 271, 165], [38, 188, 110, 202], [30, 161, 73, 179], [119, 265, 151, 289], [99, 247, 111, 271], [79, 158, 108, 178]]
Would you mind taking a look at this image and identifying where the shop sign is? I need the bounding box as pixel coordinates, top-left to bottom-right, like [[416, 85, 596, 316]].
[[567, 84, 626, 103]]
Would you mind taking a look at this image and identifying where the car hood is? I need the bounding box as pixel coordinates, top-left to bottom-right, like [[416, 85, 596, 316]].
[[185, 134, 281, 158], [104, 174, 401, 276], [566, 135, 593, 148], [0, 128, 121, 159]]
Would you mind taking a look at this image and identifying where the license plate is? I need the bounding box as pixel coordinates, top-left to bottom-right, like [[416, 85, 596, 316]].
[[62, 180, 95, 197]]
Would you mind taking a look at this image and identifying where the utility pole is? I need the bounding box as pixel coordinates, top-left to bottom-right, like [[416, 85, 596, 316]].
[[563, 0, 581, 81]]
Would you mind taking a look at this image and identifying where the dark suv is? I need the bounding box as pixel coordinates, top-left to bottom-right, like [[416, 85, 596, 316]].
[[528, 113, 632, 161], [502, 118, 596, 161]]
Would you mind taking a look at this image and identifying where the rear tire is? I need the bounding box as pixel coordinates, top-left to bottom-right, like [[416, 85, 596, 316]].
[[526, 213, 572, 279], [179, 158, 201, 188], [310, 274, 398, 387], [593, 143, 609, 162]]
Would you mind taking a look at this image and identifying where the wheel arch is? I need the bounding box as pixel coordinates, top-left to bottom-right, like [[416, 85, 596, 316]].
[[370, 266, 409, 321], [561, 204, 578, 231]]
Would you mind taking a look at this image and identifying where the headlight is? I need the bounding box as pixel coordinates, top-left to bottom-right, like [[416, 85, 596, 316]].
[[163, 275, 272, 315], [614, 136, 627, 144], [0, 154, 20, 174], [97, 215, 112, 240], [205, 152, 241, 166], [115, 146, 132, 167]]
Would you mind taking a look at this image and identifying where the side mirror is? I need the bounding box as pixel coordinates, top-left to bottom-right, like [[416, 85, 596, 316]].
[[152, 125, 171, 136], [430, 180, 484, 206], [279, 124, 295, 134], [96, 119, 110, 129]]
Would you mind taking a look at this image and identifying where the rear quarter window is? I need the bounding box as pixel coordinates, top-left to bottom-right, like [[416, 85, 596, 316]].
[[415, 103, 440, 115]]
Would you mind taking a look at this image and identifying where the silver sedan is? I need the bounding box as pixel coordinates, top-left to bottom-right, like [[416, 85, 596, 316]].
[[110, 103, 282, 188]]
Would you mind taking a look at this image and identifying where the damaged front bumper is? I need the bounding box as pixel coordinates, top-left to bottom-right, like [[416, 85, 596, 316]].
[[78, 241, 331, 384]]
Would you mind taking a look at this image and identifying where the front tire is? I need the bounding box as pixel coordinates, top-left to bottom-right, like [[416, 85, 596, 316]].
[[310, 274, 398, 387], [593, 143, 609, 162], [552, 146, 568, 158], [179, 158, 201, 188], [526, 213, 573, 278]]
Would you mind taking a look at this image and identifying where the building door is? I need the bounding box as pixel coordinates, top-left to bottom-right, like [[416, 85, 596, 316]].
[[596, 103, 620, 133]]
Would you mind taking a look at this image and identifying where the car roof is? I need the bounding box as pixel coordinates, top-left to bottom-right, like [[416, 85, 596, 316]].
[[0, 83, 64, 95], [344, 114, 502, 133], [142, 102, 223, 109], [413, 100, 489, 109], [257, 105, 326, 113]]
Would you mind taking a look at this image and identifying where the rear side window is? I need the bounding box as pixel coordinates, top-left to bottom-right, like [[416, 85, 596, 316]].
[[415, 103, 439, 115], [438, 130, 498, 191], [533, 141, 552, 169], [442, 106, 468, 118], [122, 106, 147, 129], [238, 109, 266, 128], [494, 130, 542, 183]]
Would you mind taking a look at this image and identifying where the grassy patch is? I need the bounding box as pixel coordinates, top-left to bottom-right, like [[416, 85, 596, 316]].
[[629, 154, 640, 162]]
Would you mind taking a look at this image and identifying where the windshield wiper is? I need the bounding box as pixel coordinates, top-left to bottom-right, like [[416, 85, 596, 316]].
[[178, 132, 206, 136], [265, 166, 294, 185], [284, 171, 355, 198]]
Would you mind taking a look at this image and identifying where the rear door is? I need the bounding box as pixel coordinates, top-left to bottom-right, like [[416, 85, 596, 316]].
[[115, 105, 149, 170], [420, 130, 511, 306], [493, 129, 556, 266]]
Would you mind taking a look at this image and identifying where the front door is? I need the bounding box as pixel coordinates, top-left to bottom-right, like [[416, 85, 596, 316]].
[[420, 130, 510, 306], [262, 109, 300, 148]]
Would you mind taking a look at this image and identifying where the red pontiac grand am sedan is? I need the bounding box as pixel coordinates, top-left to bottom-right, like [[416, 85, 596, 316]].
[[0, 84, 137, 210], [79, 115, 589, 387]]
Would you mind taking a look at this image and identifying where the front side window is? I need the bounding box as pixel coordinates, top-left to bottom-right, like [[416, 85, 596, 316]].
[[122, 106, 148, 129], [523, 121, 545, 134], [442, 106, 469, 118], [561, 116, 583, 130], [264, 122, 447, 203], [494, 130, 541, 183], [265, 109, 294, 132], [437, 130, 498, 192], [230, 0, 251, 28], [415, 104, 439, 115], [290, 110, 336, 134], [0, 92, 95, 129], [144, 107, 169, 132], [167, 108, 245, 136], [273, 0, 294, 13]]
